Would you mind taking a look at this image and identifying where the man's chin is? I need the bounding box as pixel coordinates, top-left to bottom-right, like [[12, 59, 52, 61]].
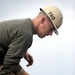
[[38, 35, 45, 38]]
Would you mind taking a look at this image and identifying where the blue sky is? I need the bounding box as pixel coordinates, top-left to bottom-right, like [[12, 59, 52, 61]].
[[0, 0, 75, 75]]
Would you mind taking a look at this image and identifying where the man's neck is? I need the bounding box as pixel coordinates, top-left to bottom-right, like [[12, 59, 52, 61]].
[[32, 18, 39, 34]]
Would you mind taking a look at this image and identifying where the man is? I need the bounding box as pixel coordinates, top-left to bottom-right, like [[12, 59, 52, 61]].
[[0, 5, 63, 75]]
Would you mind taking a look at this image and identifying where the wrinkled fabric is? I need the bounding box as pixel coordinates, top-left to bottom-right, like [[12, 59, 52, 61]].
[[0, 18, 34, 73], [0, 65, 15, 75]]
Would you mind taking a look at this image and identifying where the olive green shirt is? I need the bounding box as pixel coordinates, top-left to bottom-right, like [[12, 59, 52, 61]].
[[0, 18, 34, 73]]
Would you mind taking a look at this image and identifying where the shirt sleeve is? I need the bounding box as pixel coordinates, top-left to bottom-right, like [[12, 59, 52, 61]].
[[3, 30, 32, 74]]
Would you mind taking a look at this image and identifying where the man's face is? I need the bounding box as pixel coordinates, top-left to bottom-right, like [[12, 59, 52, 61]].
[[37, 17, 55, 38]]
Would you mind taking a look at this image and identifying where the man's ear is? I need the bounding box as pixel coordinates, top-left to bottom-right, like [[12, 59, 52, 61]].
[[41, 16, 45, 24]]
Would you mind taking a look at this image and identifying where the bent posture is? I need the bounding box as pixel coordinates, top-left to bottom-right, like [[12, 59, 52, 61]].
[[0, 5, 63, 75]]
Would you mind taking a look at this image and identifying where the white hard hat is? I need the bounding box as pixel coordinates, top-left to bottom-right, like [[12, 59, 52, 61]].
[[40, 6, 63, 35]]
